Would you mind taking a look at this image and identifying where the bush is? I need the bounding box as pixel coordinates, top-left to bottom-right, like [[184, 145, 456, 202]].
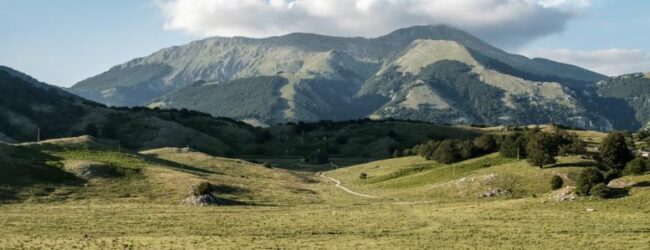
[[335, 135, 349, 145], [603, 169, 622, 183], [192, 182, 213, 196], [550, 175, 563, 190], [623, 158, 647, 176], [590, 183, 612, 198], [262, 162, 272, 168], [576, 168, 604, 196], [392, 149, 403, 158], [359, 173, 368, 179], [600, 132, 633, 169]]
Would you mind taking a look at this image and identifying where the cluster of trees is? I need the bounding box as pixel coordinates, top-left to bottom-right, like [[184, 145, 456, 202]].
[[573, 132, 648, 198], [410, 127, 587, 166], [499, 128, 586, 167], [410, 134, 500, 164]]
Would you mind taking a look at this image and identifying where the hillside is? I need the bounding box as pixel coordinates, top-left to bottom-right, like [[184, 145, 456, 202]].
[[596, 72, 650, 130], [67, 25, 649, 131], [1, 66, 483, 160]]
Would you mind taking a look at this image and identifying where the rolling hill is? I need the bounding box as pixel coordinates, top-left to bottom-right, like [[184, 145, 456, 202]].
[[68, 25, 650, 131]]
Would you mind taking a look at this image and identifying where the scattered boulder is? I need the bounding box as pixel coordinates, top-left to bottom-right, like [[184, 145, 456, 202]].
[[478, 188, 511, 198], [553, 186, 577, 202], [64, 160, 122, 180], [607, 179, 637, 189], [585, 208, 595, 212], [181, 194, 220, 206]]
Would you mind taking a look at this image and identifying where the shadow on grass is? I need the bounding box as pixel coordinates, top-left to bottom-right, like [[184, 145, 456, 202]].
[[546, 161, 599, 169], [140, 154, 220, 175]]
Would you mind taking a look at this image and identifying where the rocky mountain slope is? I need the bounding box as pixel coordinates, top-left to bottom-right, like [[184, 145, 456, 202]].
[[596, 72, 650, 130], [69, 25, 645, 130]]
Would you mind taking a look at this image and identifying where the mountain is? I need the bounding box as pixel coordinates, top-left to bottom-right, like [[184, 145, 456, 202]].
[[596, 72, 650, 131], [70, 25, 643, 130]]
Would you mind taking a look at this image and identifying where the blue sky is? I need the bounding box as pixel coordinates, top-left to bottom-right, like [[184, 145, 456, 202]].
[[1, 0, 648, 87]]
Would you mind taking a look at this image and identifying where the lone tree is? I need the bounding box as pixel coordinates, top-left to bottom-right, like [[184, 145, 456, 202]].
[[600, 132, 632, 169], [84, 123, 99, 137], [526, 132, 559, 167]]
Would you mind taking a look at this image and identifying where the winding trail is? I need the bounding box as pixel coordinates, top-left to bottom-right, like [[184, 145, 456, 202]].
[[319, 172, 380, 199]]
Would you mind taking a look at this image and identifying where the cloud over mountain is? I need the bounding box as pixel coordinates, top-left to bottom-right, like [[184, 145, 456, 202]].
[[157, 0, 589, 48]]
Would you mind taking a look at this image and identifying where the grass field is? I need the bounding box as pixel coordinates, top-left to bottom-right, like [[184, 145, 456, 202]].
[[1, 138, 649, 249]]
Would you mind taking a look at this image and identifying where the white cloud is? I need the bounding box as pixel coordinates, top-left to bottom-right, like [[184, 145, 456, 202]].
[[157, 0, 591, 48], [524, 48, 650, 76]]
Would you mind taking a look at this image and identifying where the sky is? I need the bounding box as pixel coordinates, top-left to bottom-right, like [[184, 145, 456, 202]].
[[0, 0, 649, 87]]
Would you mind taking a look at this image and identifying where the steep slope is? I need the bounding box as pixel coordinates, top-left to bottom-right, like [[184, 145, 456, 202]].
[[596, 73, 650, 130], [0, 66, 260, 154], [69, 25, 622, 130], [357, 40, 614, 130]]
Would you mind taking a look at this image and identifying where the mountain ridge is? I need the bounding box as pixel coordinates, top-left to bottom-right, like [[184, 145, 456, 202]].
[[67, 25, 648, 131]]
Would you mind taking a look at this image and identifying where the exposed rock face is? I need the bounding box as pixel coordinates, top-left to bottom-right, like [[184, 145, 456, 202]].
[[478, 188, 512, 198], [553, 186, 577, 202], [65, 25, 647, 131], [181, 194, 220, 206], [607, 179, 638, 189]]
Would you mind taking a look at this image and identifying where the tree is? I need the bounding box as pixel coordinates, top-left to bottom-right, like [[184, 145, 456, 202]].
[[432, 140, 461, 164], [526, 132, 559, 167], [558, 134, 587, 156], [387, 129, 397, 138], [473, 134, 497, 154], [550, 175, 563, 190], [499, 134, 526, 159], [416, 140, 439, 160], [335, 135, 349, 145], [84, 123, 98, 137], [576, 168, 604, 196], [458, 140, 476, 159], [600, 132, 633, 169], [623, 158, 647, 176]]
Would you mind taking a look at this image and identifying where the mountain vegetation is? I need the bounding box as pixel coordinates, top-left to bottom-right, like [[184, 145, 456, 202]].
[[66, 25, 650, 131]]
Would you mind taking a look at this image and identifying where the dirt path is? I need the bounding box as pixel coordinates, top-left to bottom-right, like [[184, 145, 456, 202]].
[[319, 172, 380, 199]]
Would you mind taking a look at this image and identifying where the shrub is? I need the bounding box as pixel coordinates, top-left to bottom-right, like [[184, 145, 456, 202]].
[[600, 132, 633, 169], [550, 175, 563, 190], [623, 158, 647, 176], [603, 169, 622, 183], [262, 162, 272, 168], [392, 149, 403, 158], [192, 182, 213, 196], [590, 183, 612, 198], [359, 173, 368, 179], [335, 135, 349, 145], [576, 168, 604, 196]]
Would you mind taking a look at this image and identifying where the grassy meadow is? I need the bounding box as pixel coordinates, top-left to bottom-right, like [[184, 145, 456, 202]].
[[1, 134, 649, 249]]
